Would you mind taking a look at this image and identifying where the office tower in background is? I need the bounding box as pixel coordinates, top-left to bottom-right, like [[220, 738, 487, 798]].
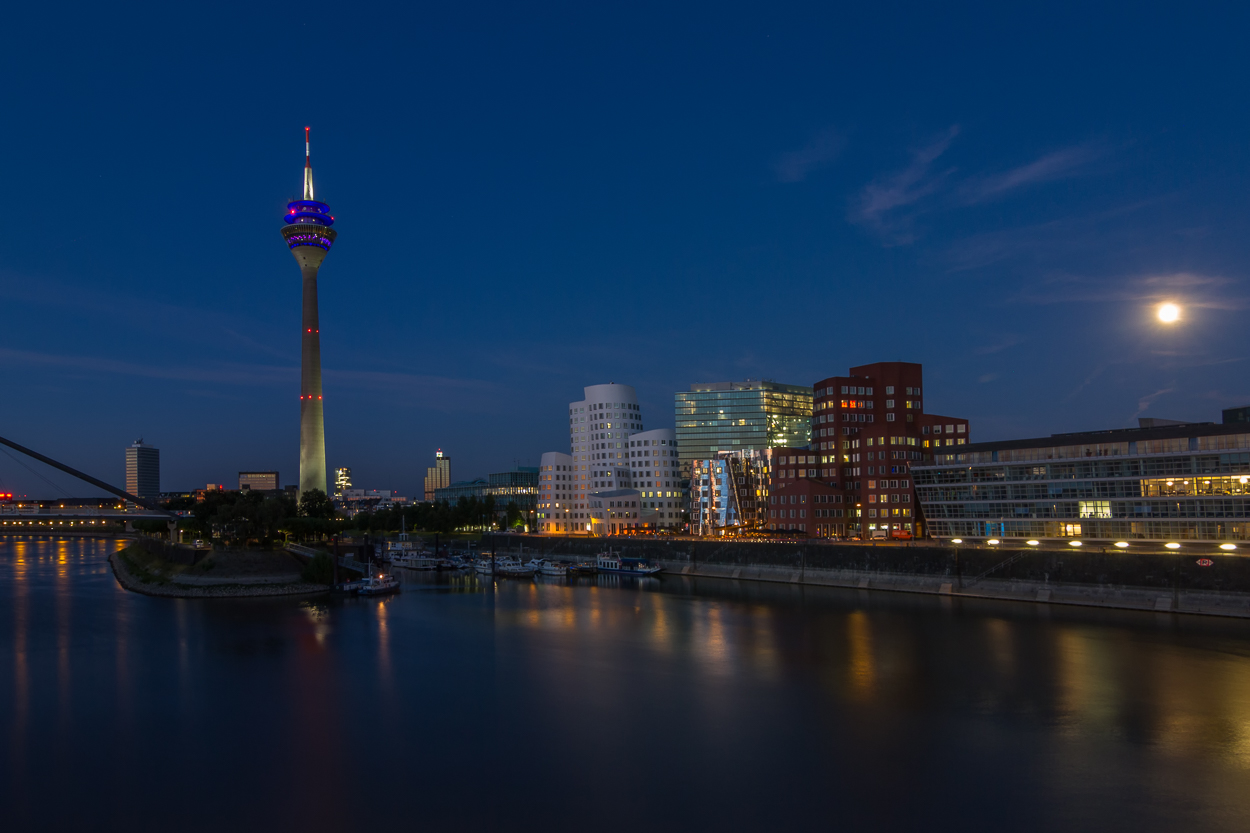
[[125, 439, 160, 500], [424, 450, 451, 502]]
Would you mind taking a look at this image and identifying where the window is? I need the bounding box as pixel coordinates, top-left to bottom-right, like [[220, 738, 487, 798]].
[[946, 425, 954, 433], [886, 413, 895, 422], [885, 386, 894, 395], [885, 399, 894, 408], [957, 424, 966, 433]]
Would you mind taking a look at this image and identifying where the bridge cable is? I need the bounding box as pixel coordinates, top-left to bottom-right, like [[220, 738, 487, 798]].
[[0, 445, 75, 499]]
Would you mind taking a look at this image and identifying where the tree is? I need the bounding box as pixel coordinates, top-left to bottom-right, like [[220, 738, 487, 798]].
[[299, 488, 336, 520]]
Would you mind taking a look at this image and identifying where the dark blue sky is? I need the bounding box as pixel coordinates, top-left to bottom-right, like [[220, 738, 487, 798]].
[[2, 2, 1248, 498]]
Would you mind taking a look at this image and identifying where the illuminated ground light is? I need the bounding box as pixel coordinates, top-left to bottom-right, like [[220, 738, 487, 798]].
[[1157, 302, 1181, 323], [987, 539, 1001, 545], [1165, 542, 1182, 549], [1068, 540, 1083, 547], [1219, 543, 1237, 551], [951, 538, 963, 544], [1026, 540, 1040, 546], [1115, 541, 1130, 548]]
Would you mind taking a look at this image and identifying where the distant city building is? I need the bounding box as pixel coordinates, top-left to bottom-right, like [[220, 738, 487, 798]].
[[334, 467, 352, 499], [124, 439, 160, 500], [434, 468, 539, 523], [916, 417, 1250, 544], [238, 471, 279, 491], [813, 362, 968, 539], [340, 488, 408, 514], [424, 450, 451, 502], [675, 381, 813, 485], [1224, 405, 1250, 425]]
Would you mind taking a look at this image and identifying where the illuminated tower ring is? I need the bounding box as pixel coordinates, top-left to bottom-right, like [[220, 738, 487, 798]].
[[281, 127, 337, 497]]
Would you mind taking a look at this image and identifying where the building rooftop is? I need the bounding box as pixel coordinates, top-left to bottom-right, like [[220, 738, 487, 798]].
[[930, 420, 1248, 457]]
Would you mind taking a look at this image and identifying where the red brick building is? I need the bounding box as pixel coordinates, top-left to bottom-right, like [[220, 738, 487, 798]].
[[804, 361, 969, 539]]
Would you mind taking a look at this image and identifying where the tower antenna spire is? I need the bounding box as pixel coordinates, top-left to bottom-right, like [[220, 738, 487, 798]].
[[303, 126, 315, 201]]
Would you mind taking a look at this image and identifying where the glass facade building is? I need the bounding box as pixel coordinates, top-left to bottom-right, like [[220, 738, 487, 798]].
[[914, 422, 1250, 542], [675, 381, 812, 478], [434, 468, 539, 516]]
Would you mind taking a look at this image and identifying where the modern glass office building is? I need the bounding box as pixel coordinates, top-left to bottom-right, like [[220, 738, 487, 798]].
[[913, 420, 1250, 543], [675, 381, 812, 477], [434, 468, 539, 515]]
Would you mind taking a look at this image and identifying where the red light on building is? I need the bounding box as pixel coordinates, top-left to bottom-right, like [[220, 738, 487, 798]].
[[1197, 558, 1214, 567]]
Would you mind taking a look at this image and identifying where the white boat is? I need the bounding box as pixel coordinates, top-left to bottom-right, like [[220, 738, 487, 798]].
[[595, 552, 663, 576], [394, 552, 439, 570], [495, 556, 535, 578], [474, 559, 494, 575], [357, 573, 400, 595], [536, 560, 568, 577]]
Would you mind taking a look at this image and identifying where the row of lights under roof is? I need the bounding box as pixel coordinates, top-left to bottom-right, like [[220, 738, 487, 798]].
[[951, 538, 1237, 551]]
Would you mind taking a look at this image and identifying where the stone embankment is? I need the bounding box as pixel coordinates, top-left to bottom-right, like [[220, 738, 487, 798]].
[[513, 536, 1250, 619], [110, 546, 328, 599]]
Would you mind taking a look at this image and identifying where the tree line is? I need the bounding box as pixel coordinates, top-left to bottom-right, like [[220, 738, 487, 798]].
[[150, 489, 528, 546]]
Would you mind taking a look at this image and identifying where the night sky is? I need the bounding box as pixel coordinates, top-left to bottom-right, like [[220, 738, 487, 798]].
[[2, 2, 1247, 498]]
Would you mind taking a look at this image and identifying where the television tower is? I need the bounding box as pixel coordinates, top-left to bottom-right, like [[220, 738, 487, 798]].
[[281, 127, 337, 497]]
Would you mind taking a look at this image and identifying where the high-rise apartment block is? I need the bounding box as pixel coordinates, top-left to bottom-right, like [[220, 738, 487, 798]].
[[423, 450, 451, 502], [124, 439, 160, 500], [238, 471, 279, 491], [675, 381, 813, 479], [805, 361, 968, 539]]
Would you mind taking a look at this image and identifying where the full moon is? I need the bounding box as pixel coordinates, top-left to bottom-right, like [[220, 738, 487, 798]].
[[1157, 302, 1181, 323]]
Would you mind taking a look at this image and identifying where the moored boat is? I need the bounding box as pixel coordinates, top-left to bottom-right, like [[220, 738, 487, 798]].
[[595, 551, 663, 576], [495, 556, 535, 578], [537, 560, 568, 577], [357, 572, 401, 595]]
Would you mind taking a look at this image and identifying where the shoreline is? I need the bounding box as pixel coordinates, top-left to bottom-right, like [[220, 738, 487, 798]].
[[658, 560, 1250, 620], [109, 548, 330, 599]]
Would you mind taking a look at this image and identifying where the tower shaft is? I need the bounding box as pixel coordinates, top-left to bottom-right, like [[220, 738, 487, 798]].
[[281, 126, 336, 500], [299, 262, 326, 496]]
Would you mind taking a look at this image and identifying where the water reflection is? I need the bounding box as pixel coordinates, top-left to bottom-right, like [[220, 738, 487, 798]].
[[3, 538, 1250, 831]]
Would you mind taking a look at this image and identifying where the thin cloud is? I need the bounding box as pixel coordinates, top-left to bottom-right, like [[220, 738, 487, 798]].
[[1015, 271, 1249, 309], [0, 347, 499, 404], [978, 373, 999, 383], [974, 334, 1027, 355], [851, 126, 959, 243], [773, 128, 845, 183], [1132, 387, 1175, 419], [958, 144, 1101, 204], [942, 200, 1158, 272]]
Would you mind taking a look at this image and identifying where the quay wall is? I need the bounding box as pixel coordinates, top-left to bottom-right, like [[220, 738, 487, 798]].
[[501, 536, 1250, 618]]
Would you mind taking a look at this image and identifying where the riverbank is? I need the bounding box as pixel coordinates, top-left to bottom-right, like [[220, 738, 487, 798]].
[[110, 545, 329, 598], [659, 560, 1250, 619], [516, 536, 1250, 620]]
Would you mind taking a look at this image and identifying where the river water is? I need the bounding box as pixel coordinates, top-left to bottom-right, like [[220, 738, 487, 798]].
[[3, 537, 1250, 831]]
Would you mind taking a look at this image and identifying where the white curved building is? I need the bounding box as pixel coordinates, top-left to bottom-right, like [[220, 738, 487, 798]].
[[628, 429, 683, 531], [540, 380, 670, 532]]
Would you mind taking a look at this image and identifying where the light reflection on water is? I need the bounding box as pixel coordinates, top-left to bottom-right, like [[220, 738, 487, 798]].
[[4, 537, 1250, 832]]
